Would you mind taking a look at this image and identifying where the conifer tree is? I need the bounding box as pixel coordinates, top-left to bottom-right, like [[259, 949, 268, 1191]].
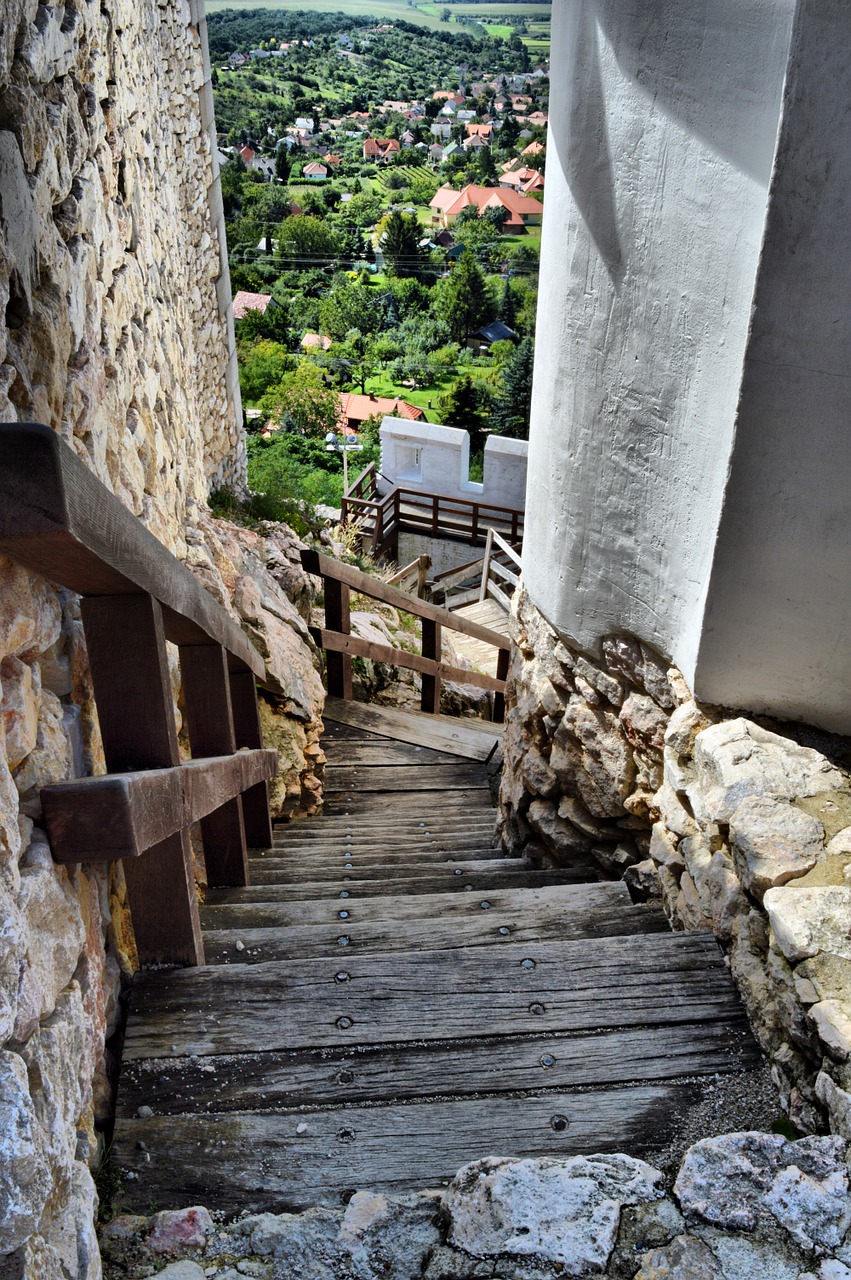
[[438, 251, 491, 340], [381, 211, 422, 277], [491, 337, 534, 438]]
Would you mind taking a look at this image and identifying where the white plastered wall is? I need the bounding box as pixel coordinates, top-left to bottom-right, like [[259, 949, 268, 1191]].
[[523, 0, 794, 678]]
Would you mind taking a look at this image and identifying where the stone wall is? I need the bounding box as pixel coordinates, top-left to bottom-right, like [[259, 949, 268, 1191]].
[[500, 587, 851, 1143], [0, 0, 324, 1274], [97, 1137, 851, 1280]]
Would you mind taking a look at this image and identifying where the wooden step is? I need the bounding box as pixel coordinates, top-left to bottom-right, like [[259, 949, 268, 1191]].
[[324, 699, 502, 762], [113, 1082, 714, 1214], [251, 849, 509, 871], [122, 933, 741, 1061], [116, 1019, 759, 1119], [202, 881, 630, 929], [201, 887, 668, 964], [204, 867, 592, 903], [235, 858, 537, 887], [323, 764, 489, 793]]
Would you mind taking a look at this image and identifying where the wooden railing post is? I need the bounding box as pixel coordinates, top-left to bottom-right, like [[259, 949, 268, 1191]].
[[228, 670, 274, 849], [432, 494, 439, 537], [479, 528, 495, 603], [81, 595, 204, 967], [180, 645, 250, 887], [494, 646, 510, 724], [471, 504, 479, 545], [421, 618, 442, 714], [325, 577, 353, 700]]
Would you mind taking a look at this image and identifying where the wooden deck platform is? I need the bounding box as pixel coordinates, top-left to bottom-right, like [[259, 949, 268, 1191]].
[[111, 703, 760, 1215], [450, 599, 511, 677]]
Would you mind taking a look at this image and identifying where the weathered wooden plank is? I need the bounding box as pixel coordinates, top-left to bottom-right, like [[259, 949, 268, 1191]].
[[225, 859, 538, 888], [202, 882, 630, 930], [318, 742, 467, 767], [272, 820, 498, 841], [122, 933, 741, 1060], [180, 644, 249, 887], [312, 627, 506, 695], [322, 765, 488, 793], [113, 1083, 705, 1214], [203, 868, 594, 903], [228, 670, 274, 848], [42, 750, 277, 863], [301, 549, 510, 650], [252, 850, 507, 872], [80, 594, 204, 967], [116, 1021, 759, 1118], [324, 700, 502, 762], [201, 890, 669, 964], [0, 424, 264, 676]]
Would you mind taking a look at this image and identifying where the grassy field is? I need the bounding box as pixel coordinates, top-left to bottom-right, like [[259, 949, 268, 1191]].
[[204, 0, 449, 25]]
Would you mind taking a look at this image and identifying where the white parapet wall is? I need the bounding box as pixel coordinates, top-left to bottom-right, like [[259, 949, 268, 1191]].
[[378, 417, 528, 511], [524, 0, 851, 733]]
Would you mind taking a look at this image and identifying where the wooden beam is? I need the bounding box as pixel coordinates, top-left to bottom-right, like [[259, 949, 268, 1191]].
[[323, 698, 502, 762], [420, 618, 442, 713], [301, 549, 510, 649], [310, 628, 505, 695], [181, 645, 250, 887], [229, 670, 274, 849], [41, 749, 277, 863], [323, 580, 352, 700], [0, 424, 264, 678], [81, 594, 204, 966]]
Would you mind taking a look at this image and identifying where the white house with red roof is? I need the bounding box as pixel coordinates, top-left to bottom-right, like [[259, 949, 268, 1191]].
[[429, 185, 543, 231]]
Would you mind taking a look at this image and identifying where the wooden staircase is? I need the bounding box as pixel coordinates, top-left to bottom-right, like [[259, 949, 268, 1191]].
[[111, 700, 759, 1216]]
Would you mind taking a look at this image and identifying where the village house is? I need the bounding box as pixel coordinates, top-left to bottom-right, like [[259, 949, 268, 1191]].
[[363, 137, 401, 163], [232, 290, 272, 319], [430, 120, 452, 141], [429, 184, 544, 231], [465, 122, 494, 143], [303, 161, 327, 181], [301, 333, 332, 352], [338, 392, 424, 431], [462, 133, 488, 152], [499, 165, 545, 194]]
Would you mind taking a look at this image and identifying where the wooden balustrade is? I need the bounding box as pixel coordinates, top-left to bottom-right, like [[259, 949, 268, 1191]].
[[0, 424, 277, 967], [301, 548, 510, 722]]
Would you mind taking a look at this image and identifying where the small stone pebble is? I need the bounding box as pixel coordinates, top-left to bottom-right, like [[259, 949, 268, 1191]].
[[137, 1105, 154, 1118], [235, 940, 245, 952], [296, 1122, 309, 1134]]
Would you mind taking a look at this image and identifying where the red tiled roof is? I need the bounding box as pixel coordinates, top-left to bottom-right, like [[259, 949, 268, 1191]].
[[301, 332, 332, 350], [339, 393, 424, 424], [522, 140, 545, 155], [232, 290, 271, 318], [238, 145, 255, 163]]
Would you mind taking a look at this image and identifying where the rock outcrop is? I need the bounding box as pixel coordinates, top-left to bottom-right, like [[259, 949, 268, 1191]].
[[500, 587, 851, 1141]]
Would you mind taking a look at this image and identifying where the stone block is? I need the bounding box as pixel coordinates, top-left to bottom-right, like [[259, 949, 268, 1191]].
[[764, 886, 851, 964], [729, 796, 825, 900], [444, 1154, 663, 1273]]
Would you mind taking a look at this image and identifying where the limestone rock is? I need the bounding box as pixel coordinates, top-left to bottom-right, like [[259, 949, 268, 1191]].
[[142, 1263, 206, 1280], [619, 694, 668, 753], [235, 1207, 342, 1267], [13, 687, 73, 817], [0, 1051, 51, 1253], [674, 1132, 850, 1249], [444, 1154, 663, 1273], [729, 796, 825, 899], [816, 1072, 851, 1140], [634, 1234, 724, 1279], [691, 720, 845, 824], [0, 656, 40, 767], [764, 886, 851, 963], [0, 558, 62, 662], [16, 863, 85, 1027], [808, 1001, 851, 1062], [146, 1205, 213, 1253], [664, 701, 712, 758], [551, 700, 636, 819]]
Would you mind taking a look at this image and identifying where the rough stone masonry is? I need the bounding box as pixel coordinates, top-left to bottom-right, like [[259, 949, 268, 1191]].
[[0, 0, 325, 1274]]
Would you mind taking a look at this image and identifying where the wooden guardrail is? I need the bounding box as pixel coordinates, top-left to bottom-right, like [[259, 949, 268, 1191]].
[[0, 424, 277, 967], [301, 549, 511, 721], [480, 528, 522, 610], [431, 532, 522, 609], [341, 466, 525, 562], [385, 554, 431, 599]]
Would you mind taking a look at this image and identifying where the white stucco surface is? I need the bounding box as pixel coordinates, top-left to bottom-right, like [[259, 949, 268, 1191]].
[[523, 0, 794, 675], [379, 418, 528, 511], [694, 0, 851, 732]]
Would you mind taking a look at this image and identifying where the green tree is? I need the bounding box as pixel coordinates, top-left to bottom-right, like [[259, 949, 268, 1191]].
[[498, 278, 517, 328], [238, 340, 294, 401], [381, 210, 422, 278], [440, 373, 479, 427], [234, 298, 291, 345], [319, 283, 385, 339], [432, 251, 492, 340], [259, 361, 341, 437], [491, 337, 534, 438], [276, 215, 341, 266], [274, 146, 291, 182]]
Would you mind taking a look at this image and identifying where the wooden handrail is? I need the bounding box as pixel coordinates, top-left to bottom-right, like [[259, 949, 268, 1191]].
[[386, 555, 430, 599], [301, 549, 510, 650], [0, 424, 264, 678], [301, 547, 510, 722], [0, 424, 277, 967]]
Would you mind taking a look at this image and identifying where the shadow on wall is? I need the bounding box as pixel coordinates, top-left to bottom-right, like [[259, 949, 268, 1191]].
[[549, 0, 794, 287]]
